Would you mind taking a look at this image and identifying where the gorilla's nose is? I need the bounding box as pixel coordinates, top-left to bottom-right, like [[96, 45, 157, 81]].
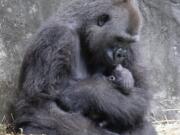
[[114, 48, 127, 64], [115, 48, 126, 58], [105, 47, 128, 65]]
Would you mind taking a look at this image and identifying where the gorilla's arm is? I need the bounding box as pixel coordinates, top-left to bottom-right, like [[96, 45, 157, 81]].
[[19, 24, 77, 96], [59, 73, 149, 129]]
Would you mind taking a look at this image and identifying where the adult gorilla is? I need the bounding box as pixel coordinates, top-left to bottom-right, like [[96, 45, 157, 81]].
[[13, 0, 156, 135]]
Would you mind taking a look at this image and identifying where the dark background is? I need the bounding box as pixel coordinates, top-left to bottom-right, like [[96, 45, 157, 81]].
[[0, 0, 180, 121]]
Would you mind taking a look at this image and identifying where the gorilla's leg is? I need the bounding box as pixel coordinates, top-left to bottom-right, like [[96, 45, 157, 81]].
[[15, 100, 119, 135], [21, 127, 58, 135], [123, 120, 156, 135]]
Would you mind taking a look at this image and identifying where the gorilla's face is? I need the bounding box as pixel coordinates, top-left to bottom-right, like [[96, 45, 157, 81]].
[[82, 0, 142, 69]]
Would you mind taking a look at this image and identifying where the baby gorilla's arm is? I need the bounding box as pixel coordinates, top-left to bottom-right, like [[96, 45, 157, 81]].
[[108, 64, 134, 95]]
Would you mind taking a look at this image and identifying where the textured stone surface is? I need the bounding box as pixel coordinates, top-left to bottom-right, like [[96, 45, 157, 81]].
[[138, 0, 180, 120], [0, 0, 61, 120], [0, 0, 179, 120]]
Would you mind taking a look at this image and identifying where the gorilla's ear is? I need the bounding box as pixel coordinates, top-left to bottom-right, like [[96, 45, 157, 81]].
[[19, 24, 82, 95]]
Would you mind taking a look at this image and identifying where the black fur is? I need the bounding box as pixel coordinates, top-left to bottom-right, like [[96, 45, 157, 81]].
[[13, 0, 156, 135]]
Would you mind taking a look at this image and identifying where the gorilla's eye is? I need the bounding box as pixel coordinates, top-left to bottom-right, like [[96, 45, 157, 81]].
[[97, 14, 110, 27]]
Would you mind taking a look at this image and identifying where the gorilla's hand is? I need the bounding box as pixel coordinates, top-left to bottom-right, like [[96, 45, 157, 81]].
[[108, 64, 134, 95]]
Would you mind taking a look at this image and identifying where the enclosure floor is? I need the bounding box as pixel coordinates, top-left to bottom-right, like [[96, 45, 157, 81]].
[[1, 123, 180, 135]]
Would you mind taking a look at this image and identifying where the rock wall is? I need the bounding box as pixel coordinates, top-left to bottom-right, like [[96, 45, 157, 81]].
[[0, 0, 179, 121], [139, 0, 180, 120]]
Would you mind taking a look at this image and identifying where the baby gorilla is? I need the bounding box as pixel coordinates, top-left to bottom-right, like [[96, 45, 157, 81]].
[[108, 48, 134, 95], [108, 64, 134, 95]]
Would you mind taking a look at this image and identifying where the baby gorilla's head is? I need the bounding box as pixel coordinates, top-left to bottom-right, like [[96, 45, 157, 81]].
[[108, 64, 134, 95]]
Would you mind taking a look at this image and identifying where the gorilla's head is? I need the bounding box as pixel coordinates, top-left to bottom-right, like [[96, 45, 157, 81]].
[[58, 0, 142, 73], [82, 0, 142, 69]]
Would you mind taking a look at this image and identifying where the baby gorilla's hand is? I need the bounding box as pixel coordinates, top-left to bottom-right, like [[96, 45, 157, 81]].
[[108, 65, 134, 95]]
